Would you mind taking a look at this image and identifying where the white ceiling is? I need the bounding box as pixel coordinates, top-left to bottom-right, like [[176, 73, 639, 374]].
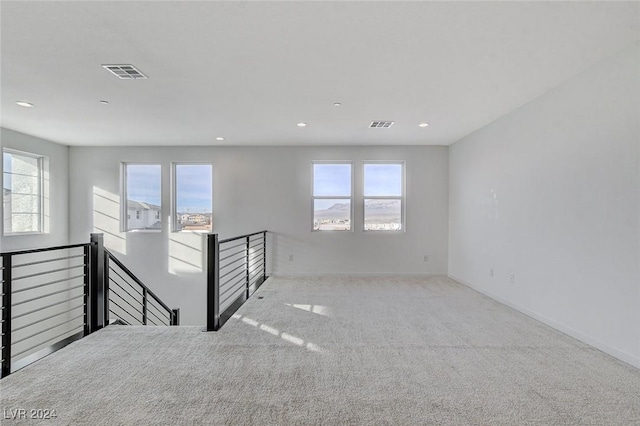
[[1, 1, 639, 147]]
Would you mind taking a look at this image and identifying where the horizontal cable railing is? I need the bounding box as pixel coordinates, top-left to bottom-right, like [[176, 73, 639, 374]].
[[207, 230, 268, 331], [105, 250, 178, 326], [1, 233, 179, 379], [1, 243, 92, 378]]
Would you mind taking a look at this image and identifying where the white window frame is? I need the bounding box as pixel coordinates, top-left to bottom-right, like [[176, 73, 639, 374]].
[[311, 161, 354, 232], [363, 161, 405, 232], [121, 162, 162, 233], [171, 162, 213, 233], [2, 149, 45, 235]]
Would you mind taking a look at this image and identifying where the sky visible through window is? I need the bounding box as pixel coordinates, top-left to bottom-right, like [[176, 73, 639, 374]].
[[312, 163, 402, 208], [126, 164, 212, 212], [364, 164, 402, 196], [175, 164, 212, 213], [313, 164, 351, 210], [313, 162, 403, 231], [364, 163, 403, 231], [126, 165, 161, 205], [313, 164, 351, 196], [127, 163, 400, 218]]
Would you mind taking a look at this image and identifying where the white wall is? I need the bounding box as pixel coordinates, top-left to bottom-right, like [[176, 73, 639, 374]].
[[449, 44, 640, 367], [0, 128, 78, 364], [0, 128, 70, 251], [69, 145, 449, 325]]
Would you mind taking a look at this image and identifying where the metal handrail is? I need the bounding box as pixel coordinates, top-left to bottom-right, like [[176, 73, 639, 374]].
[[1, 243, 92, 257], [105, 250, 174, 315], [219, 230, 268, 244]]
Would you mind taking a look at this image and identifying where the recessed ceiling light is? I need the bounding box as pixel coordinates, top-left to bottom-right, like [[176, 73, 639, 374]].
[[100, 100, 109, 104], [216, 137, 225, 141], [16, 101, 34, 108], [418, 123, 429, 127], [333, 102, 342, 107], [297, 122, 307, 127]]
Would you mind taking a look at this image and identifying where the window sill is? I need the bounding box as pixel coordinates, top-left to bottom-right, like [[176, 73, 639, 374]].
[[3, 231, 46, 237]]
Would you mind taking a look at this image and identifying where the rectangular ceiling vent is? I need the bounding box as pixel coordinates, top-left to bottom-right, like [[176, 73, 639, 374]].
[[102, 64, 148, 79], [369, 121, 395, 128]]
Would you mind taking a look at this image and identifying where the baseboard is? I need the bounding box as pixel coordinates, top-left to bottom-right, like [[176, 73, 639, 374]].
[[448, 274, 640, 370], [270, 273, 449, 278]]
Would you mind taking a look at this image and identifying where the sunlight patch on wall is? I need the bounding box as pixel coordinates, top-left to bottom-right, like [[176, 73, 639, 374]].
[[248, 245, 264, 276], [168, 232, 203, 274], [92, 186, 126, 254]]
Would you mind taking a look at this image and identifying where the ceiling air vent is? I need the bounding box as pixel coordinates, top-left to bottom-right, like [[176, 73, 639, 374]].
[[369, 121, 395, 128], [102, 64, 148, 79]]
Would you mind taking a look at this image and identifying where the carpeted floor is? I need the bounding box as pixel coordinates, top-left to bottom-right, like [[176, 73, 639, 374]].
[[1, 276, 640, 425]]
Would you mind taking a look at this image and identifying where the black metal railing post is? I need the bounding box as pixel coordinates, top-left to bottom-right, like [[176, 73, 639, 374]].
[[103, 251, 110, 325], [83, 244, 91, 336], [262, 232, 267, 282], [246, 236, 250, 298], [1, 254, 12, 378], [206, 233, 220, 331], [89, 233, 105, 331], [142, 288, 148, 325], [171, 308, 180, 326]]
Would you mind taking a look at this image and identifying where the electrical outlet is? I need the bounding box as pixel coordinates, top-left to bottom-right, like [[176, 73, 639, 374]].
[[288, 254, 294, 261], [423, 255, 429, 263], [489, 268, 494, 278], [509, 273, 515, 284]]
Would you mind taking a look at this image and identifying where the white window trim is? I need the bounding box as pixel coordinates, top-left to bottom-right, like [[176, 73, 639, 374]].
[[3, 148, 45, 236], [311, 161, 354, 232], [170, 162, 213, 233], [362, 161, 406, 233], [121, 162, 162, 233]]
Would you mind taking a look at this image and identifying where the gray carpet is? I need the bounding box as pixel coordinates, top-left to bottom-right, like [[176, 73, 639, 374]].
[[1, 276, 640, 425]]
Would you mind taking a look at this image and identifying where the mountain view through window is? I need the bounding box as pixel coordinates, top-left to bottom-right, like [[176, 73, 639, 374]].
[[313, 163, 351, 231]]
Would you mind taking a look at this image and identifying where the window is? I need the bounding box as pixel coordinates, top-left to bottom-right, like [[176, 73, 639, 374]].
[[363, 162, 404, 231], [172, 163, 212, 232], [312, 162, 352, 231], [122, 164, 162, 231], [3, 150, 45, 234]]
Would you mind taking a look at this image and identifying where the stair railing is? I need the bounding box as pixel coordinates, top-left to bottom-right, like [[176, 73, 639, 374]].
[[207, 230, 268, 331], [0, 233, 178, 379], [105, 249, 179, 326]]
